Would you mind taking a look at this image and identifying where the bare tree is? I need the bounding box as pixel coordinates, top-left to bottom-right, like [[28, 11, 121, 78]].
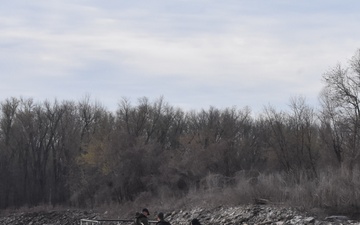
[[320, 49, 360, 170], [264, 97, 319, 177], [288, 96, 319, 177], [0, 97, 19, 207]]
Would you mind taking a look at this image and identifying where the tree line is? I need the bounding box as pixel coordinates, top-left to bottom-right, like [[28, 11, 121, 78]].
[[1, 50, 360, 210]]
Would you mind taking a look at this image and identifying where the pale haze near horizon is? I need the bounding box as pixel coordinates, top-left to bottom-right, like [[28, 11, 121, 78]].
[[1, 1, 360, 113]]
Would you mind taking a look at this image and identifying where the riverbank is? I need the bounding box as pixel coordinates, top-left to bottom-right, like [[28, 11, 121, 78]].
[[0, 204, 358, 225]]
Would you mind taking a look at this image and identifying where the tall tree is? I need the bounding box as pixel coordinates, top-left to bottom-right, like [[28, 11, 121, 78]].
[[320, 49, 360, 170], [0, 97, 19, 207]]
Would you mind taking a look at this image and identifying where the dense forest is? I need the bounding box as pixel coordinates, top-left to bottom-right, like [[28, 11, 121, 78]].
[[1, 50, 360, 213]]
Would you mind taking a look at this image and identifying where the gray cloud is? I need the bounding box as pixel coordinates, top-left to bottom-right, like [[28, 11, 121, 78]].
[[1, 0, 360, 112]]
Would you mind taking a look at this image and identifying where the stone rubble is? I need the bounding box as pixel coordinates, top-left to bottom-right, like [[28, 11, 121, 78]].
[[0, 209, 100, 225], [164, 205, 359, 225], [0, 205, 359, 225]]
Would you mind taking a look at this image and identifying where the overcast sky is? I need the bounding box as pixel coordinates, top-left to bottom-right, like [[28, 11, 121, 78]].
[[1, 1, 360, 113]]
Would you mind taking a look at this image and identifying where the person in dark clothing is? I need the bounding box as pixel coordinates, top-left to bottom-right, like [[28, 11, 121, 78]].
[[135, 208, 150, 225], [156, 212, 171, 225], [190, 218, 202, 225]]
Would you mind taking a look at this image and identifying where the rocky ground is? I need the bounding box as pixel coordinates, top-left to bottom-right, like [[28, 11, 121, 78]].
[[0, 204, 358, 225]]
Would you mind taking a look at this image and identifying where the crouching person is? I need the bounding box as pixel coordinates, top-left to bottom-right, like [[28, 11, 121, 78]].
[[156, 212, 171, 225], [135, 208, 150, 225], [190, 219, 202, 225]]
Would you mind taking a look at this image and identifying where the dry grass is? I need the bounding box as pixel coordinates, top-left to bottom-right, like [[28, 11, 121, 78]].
[[158, 167, 360, 216], [9, 167, 360, 219]]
